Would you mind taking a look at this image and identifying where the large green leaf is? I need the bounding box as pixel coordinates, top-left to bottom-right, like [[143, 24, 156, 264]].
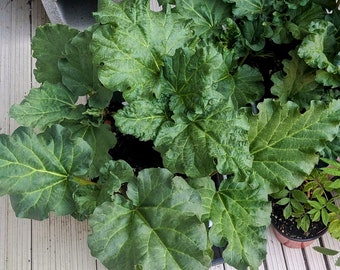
[[286, 3, 324, 40], [63, 122, 116, 177], [92, 0, 193, 95], [9, 82, 86, 130], [190, 175, 271, 270], [223, 64, 264, 107], [114, 99, 168, 141], [249, 99, 340, 192], [0, 125, 93, 220], [224, 0, 269, 20], [163, 47, 231, 113], [271, 50, 323, 108], [88, 166, 211, 270], [239, 19, 267, 51], [33, 24, 79, 83], [155, 100, 252, 177], [114, 46, 234, 142], [174, 0, 232, 37], [298, 20, 340, 74], [269, 2, 323, 43], [58, 25, 113, 108]]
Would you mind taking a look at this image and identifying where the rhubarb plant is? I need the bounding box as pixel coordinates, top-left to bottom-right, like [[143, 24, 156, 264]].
[[1, 0, 340, 269]]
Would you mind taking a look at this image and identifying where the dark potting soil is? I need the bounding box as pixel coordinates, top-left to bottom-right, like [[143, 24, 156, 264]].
[[271, 203, 327, 241], [109, 133, 163, 172]]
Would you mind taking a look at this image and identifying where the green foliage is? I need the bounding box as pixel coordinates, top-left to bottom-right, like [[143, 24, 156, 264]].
[[271, 162, 340, 237], [32, 24, 79, 83], [313, 246, 340, 267], [270, 50, 323, 108], [189, 175, 271, 270], [0, 125, 93, 220], [88, 164, 211, 269], [249, 99, 340, 193], [1, 0, 340, 269], [9, 82, 86, 130], [298, 20, 340, 74]]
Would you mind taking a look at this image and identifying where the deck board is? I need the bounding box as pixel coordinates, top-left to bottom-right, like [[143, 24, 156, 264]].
[[32, 216, 97, 270], [1, 1, 33, 270], [1, 1, 340, 270], [304, 239, 328, 270]]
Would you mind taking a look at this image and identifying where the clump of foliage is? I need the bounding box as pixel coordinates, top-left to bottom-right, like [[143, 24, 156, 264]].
[[1, 0, 340, 269], [271, 158, 340, 238]]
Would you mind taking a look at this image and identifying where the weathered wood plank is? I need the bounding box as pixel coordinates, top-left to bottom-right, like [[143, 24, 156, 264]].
[[266, 227, 287, 270], [304, 239, 328, 270], [0, 1, 33, 270], [8, 0, 32, 132], [96, 260, 109, 270], [282, 245, 307, 270], [0, 1, 13, 269], [31, 216, 97, 270], [321, 233, 340, 270]]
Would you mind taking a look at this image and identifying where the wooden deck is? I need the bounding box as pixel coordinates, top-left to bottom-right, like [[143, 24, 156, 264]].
[[0, 0, 340, 269]]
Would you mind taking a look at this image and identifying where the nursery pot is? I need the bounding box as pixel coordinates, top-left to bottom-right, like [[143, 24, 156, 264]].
[[271, 204, 327, 248], [41, 0, 97, 30]]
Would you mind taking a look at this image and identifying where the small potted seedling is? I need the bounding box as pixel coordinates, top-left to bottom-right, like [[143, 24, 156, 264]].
[[270, 158, 340, 248]]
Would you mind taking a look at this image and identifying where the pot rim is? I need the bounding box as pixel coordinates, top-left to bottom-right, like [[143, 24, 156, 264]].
[[271, 221, 328, 242]]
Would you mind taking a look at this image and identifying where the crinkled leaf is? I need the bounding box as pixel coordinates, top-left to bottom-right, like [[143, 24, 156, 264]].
[[239, 20, 267, 51], [63, 122, 116, 178], [114, 46, 235, 142], [298, 20, 340, 74], [322, 127, 340, 160], [59, 25, 113, 108], [9, 82, 86, 130], [88, 168, 211, 270], [316, 70, 340, 88], [97, 160, 135, 204], [33, 24, 79, 83], [155, 101, 252, 177], [72, 184, 100, 221], [271, 50, 323, 108], [92, 0, 193, 95], [174, 0, 232, 37], [114, 99, 168, 141], [188, 177, 216, 222], [286, 3, 324, 40], [163, 47, 230, 113], [71, 160, 134, 221], [191, 175, 270, 270], [270, 3, 324, 43], [281, 0, 309, 9], [218, 18, 247, 55], [224, 64, 264, 107], [0, 125, 93, 220], [225, 0, 269, 20], [249, 99, 340, 193]]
